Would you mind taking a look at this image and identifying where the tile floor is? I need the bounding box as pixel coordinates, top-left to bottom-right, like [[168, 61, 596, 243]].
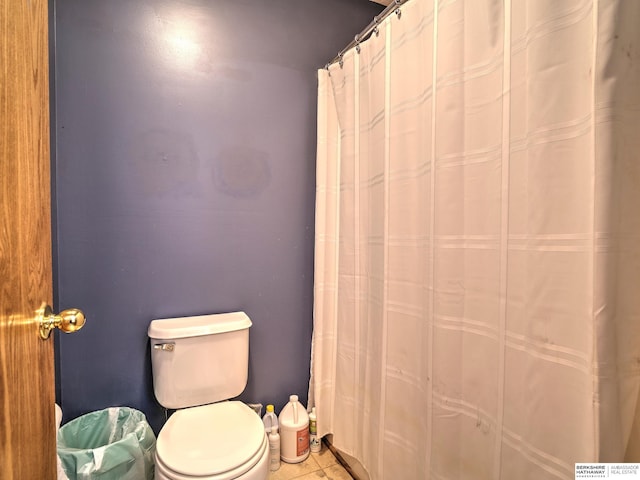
[[269, 444, 353, 480]]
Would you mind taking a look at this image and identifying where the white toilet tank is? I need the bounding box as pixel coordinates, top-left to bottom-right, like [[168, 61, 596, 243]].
[[148, 311, 252, 409]]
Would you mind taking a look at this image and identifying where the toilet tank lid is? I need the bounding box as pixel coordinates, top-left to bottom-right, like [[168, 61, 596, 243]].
[[148, 311, 252, 340]]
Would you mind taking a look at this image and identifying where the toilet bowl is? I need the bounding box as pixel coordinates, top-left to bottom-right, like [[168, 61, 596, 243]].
[[154, 402, 268, 480], [148, 312, 268, 480], [55, 403, 63, 431]]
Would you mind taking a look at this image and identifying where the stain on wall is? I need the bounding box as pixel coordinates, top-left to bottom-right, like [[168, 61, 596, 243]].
[[130, 129, 200, 196], [53, 0, 382, 433], [213, 146, 271, 197]]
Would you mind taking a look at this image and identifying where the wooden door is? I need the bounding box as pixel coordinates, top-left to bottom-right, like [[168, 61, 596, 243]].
[[0, 0, 56, 478]]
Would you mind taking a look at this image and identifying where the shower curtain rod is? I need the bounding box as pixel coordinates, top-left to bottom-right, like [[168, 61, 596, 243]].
[[325, 0, 409, 69]]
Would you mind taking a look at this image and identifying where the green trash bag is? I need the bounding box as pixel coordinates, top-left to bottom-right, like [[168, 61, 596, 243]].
[[58, 407, 156, 480]]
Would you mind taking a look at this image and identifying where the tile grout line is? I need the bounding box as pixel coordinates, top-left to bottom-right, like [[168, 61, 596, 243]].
[[269, 443, 354, 480], [323, 440, 357, 479]]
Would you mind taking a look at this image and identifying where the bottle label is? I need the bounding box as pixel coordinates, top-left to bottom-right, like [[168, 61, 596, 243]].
[[296, 427, 310, 456], [310, 433, 321, 452]]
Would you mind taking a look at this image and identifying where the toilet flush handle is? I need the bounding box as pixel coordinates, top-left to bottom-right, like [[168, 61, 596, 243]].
[[153, 343, 175, 352]]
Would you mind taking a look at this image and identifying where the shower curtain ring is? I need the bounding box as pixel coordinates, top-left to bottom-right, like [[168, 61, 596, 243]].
[[355, 34, 361, 54], [395, 0, 403, 19], [373, 16, 380, 36]]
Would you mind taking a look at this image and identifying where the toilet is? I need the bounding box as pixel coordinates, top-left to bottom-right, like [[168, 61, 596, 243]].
[[148, 312, 269, 480]]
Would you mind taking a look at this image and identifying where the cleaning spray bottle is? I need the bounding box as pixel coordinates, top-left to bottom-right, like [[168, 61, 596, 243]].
[[268, 427, 281, 471], [262, 404, 279, 432], [309, 406, 320, 453]]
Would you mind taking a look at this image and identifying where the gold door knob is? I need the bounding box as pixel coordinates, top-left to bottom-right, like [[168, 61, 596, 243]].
[[38, 304, 86, 340]]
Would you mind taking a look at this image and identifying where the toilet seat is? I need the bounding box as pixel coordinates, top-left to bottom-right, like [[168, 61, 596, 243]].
[[156, 401, 267, 479], [154, 438, 268, 480]]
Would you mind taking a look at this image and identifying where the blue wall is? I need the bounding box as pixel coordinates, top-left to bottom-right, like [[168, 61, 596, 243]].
[[53, 0, 381, 433]]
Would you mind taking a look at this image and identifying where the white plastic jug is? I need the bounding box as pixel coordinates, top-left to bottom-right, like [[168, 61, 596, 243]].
[[278, 395, 310, 463]]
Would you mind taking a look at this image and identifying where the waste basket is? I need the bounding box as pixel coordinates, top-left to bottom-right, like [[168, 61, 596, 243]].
[[57, 407, 155, 480]]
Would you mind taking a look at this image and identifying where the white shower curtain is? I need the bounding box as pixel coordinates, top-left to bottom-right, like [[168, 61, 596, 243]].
[[310, 0, 640, 478]]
